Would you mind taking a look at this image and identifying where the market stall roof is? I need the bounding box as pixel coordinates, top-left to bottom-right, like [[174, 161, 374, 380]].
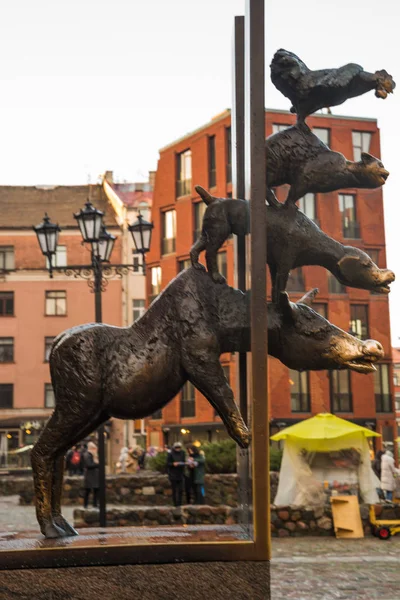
[[271, 413, 380, 442]]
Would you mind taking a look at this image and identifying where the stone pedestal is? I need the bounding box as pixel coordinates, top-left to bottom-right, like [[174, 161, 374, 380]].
[[1, 561, 270, 600]]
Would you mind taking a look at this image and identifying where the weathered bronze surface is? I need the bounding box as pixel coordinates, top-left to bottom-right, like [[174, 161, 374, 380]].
[[31, 267, 383, 538], [266, 122, 389, 205], [270, 49, 396, 121], [190, 186, 394, 299]]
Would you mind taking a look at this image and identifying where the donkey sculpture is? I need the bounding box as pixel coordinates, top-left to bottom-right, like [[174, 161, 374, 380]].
[[31, 267, 384, 538]]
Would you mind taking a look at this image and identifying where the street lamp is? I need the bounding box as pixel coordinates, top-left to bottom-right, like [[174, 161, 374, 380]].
[[128, 213, 154, 273], [34, 198, 153, 529], [32, 214, 61, 278]]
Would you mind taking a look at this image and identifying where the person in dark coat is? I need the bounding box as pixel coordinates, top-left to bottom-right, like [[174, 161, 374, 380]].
[[189, 445, 206, 505], [167, 441, 186, 507], [184, 446, 196, 504], [82, 441, 100, 508]]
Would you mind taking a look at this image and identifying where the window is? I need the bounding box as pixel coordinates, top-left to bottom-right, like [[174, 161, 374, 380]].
[[0, 384, 13, 408], [132, 253, 142, 273], [375, 364, 391, 412], [217, 252, 227, 280], [226, 127, 232, 183], [339, 194, 360, 239], [162, 210, 176, 255], [272, 124, 291, 134], [0, 247, 14, 271], [312, 127, 330, 146], [395, 394, 400, 412], [44, 337, 54, 362], [352, 131, 372, 162], [46, 246, 67, 269], [313, 303, 328, 319], [179, 258, 191, 272], [176, 149, 192, 197], [45, 383, 55, 408], [45, 291, 67, 316], [330, 371, 352, 412], [150, 266, 162, 302], [0, 292, 14, 316], [394, 364, 400, 387], [193, 201, 207, 242], [0, 338, 13, 362], [180, 381, 195, 418], [298, 193, 316, 223], [133, 299, 146, 322], [349, 305, 369, 339], [289, 369, 310, 412], [152, 409, 162, 419], [286, 268, 305, 292], [208, 135, 217, 188], [328, 273, 346, 294]]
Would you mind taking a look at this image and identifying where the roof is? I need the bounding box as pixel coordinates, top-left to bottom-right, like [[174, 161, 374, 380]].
[[159, 108, 378, 153], [271, 413, 380, 444], [0, 185, 120, 230], [110, 184, 153, 209]]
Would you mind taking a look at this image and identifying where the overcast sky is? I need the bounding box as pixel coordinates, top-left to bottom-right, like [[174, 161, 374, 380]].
[[1, 0, 399, 342]]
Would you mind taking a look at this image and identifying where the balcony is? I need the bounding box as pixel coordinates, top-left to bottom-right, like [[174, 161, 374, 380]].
[[176, 179, 191, 198], [343, 222, 361, 239]]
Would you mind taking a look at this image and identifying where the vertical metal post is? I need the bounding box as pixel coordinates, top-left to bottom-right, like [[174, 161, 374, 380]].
[[93, 253, 106, 528], [245, 0, 269, 557]]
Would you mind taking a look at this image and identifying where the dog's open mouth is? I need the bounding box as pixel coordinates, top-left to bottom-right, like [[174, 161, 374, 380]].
[[345, 359, 377, 374]]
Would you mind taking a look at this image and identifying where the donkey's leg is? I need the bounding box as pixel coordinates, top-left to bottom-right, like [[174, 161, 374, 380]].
[[51, 411, 108, 536], [31, 411, 69, 538], [185, 356, 250, 448]]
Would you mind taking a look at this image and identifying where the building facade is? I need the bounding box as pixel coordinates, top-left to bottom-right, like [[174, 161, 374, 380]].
[[393, 348, 400, 438], [0, 184, 123, 469], [145, 108, 395, 451]]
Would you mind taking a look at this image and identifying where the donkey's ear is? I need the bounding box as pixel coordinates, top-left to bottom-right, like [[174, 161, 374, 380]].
[[361, 152, 376, 165], [278, 292, 295, 321], [298, 288, 319, 307], [195, 185, 215, 206]]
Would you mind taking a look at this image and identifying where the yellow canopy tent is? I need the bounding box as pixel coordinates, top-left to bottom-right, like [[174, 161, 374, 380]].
[[271, 413, 381, 506]]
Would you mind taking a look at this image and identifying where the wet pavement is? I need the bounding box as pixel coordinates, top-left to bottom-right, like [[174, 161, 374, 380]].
[[1, 496, 400, 598], [271, 537, 400, 599]]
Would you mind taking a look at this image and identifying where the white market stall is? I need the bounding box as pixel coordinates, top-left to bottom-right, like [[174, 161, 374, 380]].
[[271, 413, 380, 506]]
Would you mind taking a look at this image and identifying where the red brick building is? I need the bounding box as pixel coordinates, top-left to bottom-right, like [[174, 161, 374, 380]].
[[145, 109, 395, 451], [393, 348, 400, 437]]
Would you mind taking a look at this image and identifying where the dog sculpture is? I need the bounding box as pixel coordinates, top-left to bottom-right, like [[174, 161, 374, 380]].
[[266, 123, 389, 205], [189, 186, 395, 300], [270, 49, 395, 122], [31, 267, 384, 538]]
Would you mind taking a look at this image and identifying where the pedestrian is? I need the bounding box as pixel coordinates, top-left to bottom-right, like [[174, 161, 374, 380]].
[[189, 445, 206, 505], [66, 445, 82, 476], [116, 446, 129, 474], [184, 446, 196, 504], [381, 450, 400, 502], [82, 441, 100, 509], [167, 441, 186, 507], [372, 449, 385, 500]]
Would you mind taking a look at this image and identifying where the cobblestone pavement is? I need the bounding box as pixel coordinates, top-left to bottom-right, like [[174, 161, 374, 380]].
[[2, 497, 400, 599], [272, 537, 400, 600]]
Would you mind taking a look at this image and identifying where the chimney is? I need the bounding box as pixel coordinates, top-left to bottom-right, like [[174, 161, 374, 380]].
[[148, 171, 156, 190]]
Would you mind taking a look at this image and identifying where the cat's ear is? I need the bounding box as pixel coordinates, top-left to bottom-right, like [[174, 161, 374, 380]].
[[361, 152, 376, 165]]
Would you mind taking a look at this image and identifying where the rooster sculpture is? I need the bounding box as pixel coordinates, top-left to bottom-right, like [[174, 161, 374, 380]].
[[270, 49, 395, 122]]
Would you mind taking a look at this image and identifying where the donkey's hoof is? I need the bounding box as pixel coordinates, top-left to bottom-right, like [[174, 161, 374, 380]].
[[53, 516, 79, 537], [43, 522, 67, 539]]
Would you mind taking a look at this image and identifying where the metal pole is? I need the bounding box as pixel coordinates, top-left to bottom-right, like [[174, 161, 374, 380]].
[[93, 252, 106, 528], [244, 0, 269, 557]]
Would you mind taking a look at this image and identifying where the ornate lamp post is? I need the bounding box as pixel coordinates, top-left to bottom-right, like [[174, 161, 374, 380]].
[[33, 199, 153, 527]]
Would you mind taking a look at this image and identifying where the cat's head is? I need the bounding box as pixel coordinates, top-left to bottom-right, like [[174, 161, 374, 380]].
[[356, 152, 389, 187]]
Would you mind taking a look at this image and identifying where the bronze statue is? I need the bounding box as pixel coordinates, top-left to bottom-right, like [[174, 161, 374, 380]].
[[270, 49, 395, 122], [31, 267, 383, 538], [266, 123, 389, 205], [190, 186, 394, 299]]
